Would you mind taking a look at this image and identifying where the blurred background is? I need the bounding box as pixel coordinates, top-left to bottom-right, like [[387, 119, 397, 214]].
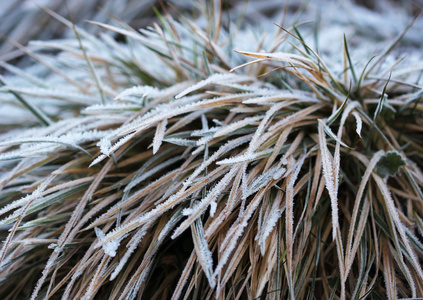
[[0, 0, 160, 63], [1, 0, 422, 58], [0, 0, 422, 71]]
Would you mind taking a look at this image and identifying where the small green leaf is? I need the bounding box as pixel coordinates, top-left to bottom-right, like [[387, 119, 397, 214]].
[[326, 91, 350, 126], [373, 73, 391, 121], [375, 151, 406, 178], [343, 34, 357, 84]]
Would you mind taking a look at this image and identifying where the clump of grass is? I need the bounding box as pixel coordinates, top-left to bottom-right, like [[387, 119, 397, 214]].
[[0, 1, 423, 299]]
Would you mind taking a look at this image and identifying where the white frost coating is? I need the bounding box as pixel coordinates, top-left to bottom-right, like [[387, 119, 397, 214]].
[[191, 127, 219, 137], [157, 211, 184, 243], [0, 86, 98, 104], [175, 73, 251, 99], [98, 133, 136, 158], [0, 147, 49, 160], [242, 94, 292, 104], [196, 135, 213, 146], [192, 221, 215, 288], [171, 167, 238, 239], [374, 174, 423, 290], [267, 104, 323, 133], [84, 255, 112, 300], [98, 139, 112, 156], [183, 135, 251, 188], [214, 188, 266, 279], [113, 93, 250, 140], [209, 201, 217, 217], [318, 120, 339, 240], [95, 167, 228, 250], [114, 81, 192, 102], [212, 118, 223, 126], [242, 91, 316, 104], [248, 102, 284, 154], [288, 155, 306, 191], [216, 148, 273, 165], [83, 103, 141, 113], [0, 130, 107, 160], [241, 163, 248, 201], [213, 115, 263, 138], [352, 111, 362, 137], [89, 154, 107, 167], [217, 152, 254, 165], [101, 93, 244, 151], [404, 227, 423, 251], [0, 131, 105, 147], [0, 210, 22, 227], [273, 167, 286, 180], [136, 94, 203, 123], [110, 134, 136, 153], [336, 100, 363, 141], [88, 169, 181, 230], [201, 113, 208, 130], [260, 207, 283, 241], [258, 204, 286, 255], [114, 85, 160, 101], [94, 227, 105, 240], [0, 61, 46, 87], [30, 256, 56, 300], [103, 240, 119, 257], [182, 208, 193, 216], [153, 119, 168, 154], [124, 156, 181, 194], [0, 193, 33, 218], [235, 50, 314, 68], [0, 175, 55, 226], [245, 167, 280, 198], [110, 212, 183, 286], [95, 227, 118, 257], [284, 154, 306, 293], [110, 229, 146, 280], [163, 137, 198, 147]]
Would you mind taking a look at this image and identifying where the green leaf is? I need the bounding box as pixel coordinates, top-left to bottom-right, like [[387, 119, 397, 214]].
[[375, 151, 406, 178], [326, 91, 350, 126], [373, 73, 391, 121], [343, 34, 357, 84]]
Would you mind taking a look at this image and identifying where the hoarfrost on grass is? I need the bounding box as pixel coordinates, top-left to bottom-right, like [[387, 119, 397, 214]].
[[95, 227, 120, 257], [175, 73, 252, 99]]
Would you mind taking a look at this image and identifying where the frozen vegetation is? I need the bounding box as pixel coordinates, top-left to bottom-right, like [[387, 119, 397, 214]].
[[0, 0, 423, 299]]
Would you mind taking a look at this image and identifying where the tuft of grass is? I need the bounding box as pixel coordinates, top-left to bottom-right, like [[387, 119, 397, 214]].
[[1, 1, 423, 299]]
